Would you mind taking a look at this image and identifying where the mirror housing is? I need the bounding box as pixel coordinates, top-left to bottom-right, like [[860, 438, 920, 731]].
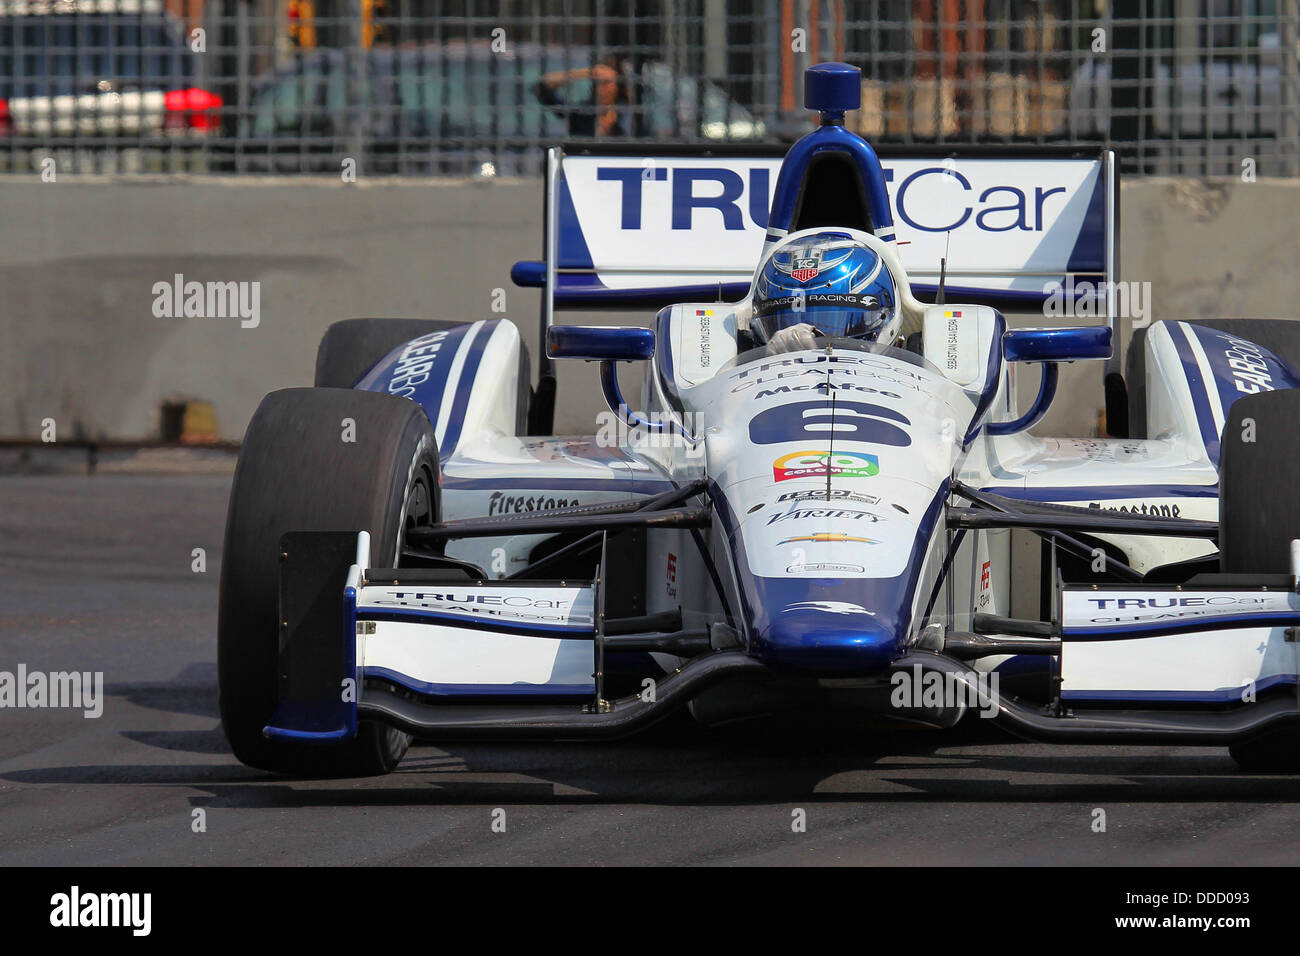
[[547, 325, 655, 362], [1002, 326, 1111, 363]]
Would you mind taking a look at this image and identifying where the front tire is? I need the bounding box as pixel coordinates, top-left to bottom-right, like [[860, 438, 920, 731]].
[[219, 387, 439, 776], [1221, 387, 1300, 771]]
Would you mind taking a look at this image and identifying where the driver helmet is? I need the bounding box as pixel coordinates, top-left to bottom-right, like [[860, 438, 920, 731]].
[[751, 230, 898, 345]]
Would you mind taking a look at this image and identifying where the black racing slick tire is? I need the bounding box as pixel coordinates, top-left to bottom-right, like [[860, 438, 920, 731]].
[[1220, 388, 1300, 771], [1219, 387, 1300, 575], [314, 318, 470, 388], [1128, 318, 1300, 439], [219, 387, 440, 776], [1230, 723, 1300, 773]]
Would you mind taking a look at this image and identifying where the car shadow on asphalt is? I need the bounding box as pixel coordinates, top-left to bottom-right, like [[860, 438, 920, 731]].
[[9, 665, 1300, 807], [10, 713, 1300, 809]]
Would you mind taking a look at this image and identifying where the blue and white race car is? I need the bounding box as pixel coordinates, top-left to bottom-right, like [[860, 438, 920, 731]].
[[219, 62, 1300, 776]]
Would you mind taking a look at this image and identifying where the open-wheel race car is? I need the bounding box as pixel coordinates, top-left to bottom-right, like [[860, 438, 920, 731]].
[[219, 62, 1300, 776]]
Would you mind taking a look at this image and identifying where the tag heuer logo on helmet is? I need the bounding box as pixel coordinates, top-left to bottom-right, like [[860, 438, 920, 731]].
[[791, 256, 820, 282]]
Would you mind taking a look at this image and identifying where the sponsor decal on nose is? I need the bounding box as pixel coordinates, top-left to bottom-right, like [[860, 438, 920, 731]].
[[773, 450, 879, 482]]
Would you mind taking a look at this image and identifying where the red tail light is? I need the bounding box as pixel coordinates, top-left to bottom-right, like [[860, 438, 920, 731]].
[[164, 88, 223, 132]]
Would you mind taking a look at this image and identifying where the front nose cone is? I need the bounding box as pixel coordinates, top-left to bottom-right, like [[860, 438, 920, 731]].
[[754, 606, 904, 674]]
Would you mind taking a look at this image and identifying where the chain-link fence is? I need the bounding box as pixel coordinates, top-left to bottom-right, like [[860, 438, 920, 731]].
[[1, 0, 1296, 177]]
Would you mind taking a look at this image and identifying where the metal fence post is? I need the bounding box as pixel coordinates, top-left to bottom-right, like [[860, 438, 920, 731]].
[[347, 0, 365, 175], [1283, 0, 1300, 177]]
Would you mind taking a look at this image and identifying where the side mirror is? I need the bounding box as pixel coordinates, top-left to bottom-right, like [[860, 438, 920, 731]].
[[1002, 326, 1111, 363], [547, 325, 655, 361], [987, 326, 1111, 438]]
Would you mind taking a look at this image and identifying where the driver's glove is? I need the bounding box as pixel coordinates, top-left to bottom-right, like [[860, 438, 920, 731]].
[[768, 323, 825, 353]]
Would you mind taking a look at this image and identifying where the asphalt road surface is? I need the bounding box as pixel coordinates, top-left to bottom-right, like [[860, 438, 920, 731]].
[[2, 473, 1299, 866]]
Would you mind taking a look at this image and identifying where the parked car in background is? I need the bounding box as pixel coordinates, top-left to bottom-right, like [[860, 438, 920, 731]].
[[0, 0, 221, 172], [234, 41, 766, 175]]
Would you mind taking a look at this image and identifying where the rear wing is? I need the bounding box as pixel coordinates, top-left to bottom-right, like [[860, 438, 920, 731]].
[[510, 142, 1121, 432], [511, 143, 1118, 313]]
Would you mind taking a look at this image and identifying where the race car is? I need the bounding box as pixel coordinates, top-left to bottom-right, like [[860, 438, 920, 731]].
[[219, 62, 1300, 777]]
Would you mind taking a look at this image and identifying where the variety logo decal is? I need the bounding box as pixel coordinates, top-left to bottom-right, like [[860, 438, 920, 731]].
[[778, 533, 878, 545], [773, 450, 880, 482], [766, 508, 882, 524]]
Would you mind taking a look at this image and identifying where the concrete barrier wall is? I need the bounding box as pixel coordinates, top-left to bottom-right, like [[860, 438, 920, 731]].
[[2, 175, 1298, 441]]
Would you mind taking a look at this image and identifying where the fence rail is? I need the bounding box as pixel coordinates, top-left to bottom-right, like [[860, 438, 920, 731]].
[[1, 0, 1296, 177]]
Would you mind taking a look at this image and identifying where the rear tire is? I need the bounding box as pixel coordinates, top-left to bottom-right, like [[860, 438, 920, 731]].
[[1128, 318, 1300, 439], [219, 387, 440, 776], [315, 318, 532, 433], [1230, 723, 1300, 772], [315, 318, 471, 388]]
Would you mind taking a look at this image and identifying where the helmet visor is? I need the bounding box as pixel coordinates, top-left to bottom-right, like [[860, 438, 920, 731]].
[[752, 293, 892, 344]]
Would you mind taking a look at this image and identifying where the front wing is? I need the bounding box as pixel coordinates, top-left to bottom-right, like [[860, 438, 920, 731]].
[[262, 502, 1300, 745]]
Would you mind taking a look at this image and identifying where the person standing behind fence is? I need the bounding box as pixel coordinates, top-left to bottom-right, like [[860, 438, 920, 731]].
[[535, 59, 629, 137]]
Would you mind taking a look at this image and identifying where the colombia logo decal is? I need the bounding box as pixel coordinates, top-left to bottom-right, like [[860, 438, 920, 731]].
[[773, 450, 879, 482]]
